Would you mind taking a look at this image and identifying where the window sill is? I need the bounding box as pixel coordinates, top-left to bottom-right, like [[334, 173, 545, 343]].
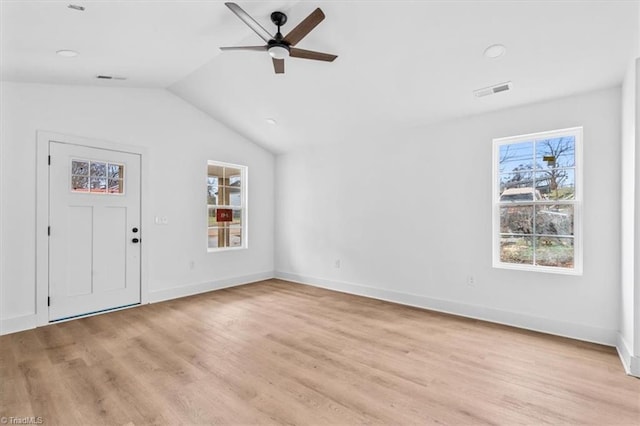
[[207, 246, 247, 253], [493, 261, 582, 276]]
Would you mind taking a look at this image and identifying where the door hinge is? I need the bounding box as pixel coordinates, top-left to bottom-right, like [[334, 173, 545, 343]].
[[47, 226, 50, 236], [48, 155, 51, 165], [47, 297, 50, 307]]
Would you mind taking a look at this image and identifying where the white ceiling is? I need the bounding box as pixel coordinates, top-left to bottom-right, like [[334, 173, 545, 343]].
[[2, 1, 639, 153]]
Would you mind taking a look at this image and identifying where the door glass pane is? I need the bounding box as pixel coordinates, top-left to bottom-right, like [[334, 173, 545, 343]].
[[108, 179, 123, 194], [72, 160, 89, 176], [500, 236, 533, 265], [108, 163, 124, 179], [90, 177, 107, 193], [72, 176, 89, 192], [535, 237, 574, 268], [90, 162, 107, 177]]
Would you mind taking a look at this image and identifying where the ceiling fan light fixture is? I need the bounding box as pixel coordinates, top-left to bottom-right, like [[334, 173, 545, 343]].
[[268, 45, 289, 60]]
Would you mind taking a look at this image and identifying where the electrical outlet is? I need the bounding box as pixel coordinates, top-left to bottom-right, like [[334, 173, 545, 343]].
[[189, 261, 195, 270], [467, 275, 475, 286], [334, 259, 341, 269]]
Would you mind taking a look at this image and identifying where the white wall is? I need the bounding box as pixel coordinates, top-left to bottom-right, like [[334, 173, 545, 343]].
[[276, 87, 621, 345], [0, 82, 275, 334]]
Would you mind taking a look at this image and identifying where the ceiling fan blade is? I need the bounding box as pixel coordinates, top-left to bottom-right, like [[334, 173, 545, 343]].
[[289, 47, 337, 62], [272, 58, 285, 74], [225, 2, 273, 43], [220, 46, 268, 52], [283, 8, 325, 46]]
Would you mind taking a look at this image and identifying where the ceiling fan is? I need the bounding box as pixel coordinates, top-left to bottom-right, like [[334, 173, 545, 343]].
[[220, 2, 338, 74]]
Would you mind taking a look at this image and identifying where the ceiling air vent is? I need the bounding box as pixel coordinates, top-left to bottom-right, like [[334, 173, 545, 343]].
[[474, 81, 512, 98]]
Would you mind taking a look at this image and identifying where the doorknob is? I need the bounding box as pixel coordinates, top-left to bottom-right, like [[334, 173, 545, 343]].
[[132, 227, 139, 233], [132, 238, 140, 243]]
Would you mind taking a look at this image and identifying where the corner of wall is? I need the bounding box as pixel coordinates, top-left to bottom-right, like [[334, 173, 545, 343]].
[[148, 271, 275, 303], [616, 332, 640, 377]]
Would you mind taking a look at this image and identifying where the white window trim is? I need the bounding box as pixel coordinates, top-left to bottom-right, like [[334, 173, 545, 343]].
[[207, 160, 248, 252], [492, 127, 583, 275]]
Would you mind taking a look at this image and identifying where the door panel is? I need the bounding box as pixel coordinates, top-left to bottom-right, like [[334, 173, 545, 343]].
[[96, 206, 127, 292], [66, 205, 93, 296], [49, 142, 141, 321]]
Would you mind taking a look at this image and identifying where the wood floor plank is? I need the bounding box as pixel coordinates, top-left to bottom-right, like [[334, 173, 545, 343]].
[[1, 279, 639, 425]]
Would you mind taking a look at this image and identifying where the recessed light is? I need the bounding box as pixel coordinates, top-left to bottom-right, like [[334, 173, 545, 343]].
[[265, 118, 277, 125], [56, 49, 78, 57], [484, 44, 506, 59]]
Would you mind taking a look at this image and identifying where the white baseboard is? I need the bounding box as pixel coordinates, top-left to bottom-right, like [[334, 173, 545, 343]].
[[148, 271, 275, 303], [276, 271, 617, 346], [1, 271, 275, 336], [616, 333, 640, 377], [633, 357, 640, 377], [1, 313, 37, 335]]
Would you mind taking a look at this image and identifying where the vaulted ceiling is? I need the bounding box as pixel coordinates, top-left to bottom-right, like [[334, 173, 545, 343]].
[[2, 1, 638, 153]]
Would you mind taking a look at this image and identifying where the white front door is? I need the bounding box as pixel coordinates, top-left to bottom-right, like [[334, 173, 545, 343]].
[[49, 141, 141, 321]]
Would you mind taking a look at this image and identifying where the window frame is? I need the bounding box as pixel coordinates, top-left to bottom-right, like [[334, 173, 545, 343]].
[[492, 127, 583, 275], [207, 160, 248, 252]]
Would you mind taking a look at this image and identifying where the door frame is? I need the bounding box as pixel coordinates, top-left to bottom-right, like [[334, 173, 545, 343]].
[[36, 131, 149, 326]]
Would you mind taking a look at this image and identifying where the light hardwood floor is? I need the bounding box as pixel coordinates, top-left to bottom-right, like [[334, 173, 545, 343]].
[[1, 279, 639, 425]]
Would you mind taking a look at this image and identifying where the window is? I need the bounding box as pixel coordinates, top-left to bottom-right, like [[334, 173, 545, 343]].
[[207, 161, 247, 250], [493, 127, 582, 274], [71, 159, 124, 194]]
